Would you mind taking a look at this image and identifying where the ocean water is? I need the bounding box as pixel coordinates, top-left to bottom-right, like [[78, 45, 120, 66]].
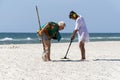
[[0, 33, 120, 44]]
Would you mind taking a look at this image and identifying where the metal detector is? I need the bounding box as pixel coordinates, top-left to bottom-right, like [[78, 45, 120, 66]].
[[62, 40, 73, 59]]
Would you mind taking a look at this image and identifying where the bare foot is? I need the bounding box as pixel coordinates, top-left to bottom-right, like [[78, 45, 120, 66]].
[[42, 54, 47, 61], [80, 59, 86, 61]]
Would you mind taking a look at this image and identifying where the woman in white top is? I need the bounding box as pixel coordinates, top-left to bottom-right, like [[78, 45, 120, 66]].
[[69, 11, 89, 60]]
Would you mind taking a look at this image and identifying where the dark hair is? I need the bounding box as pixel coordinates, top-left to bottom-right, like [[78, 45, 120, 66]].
[[69, 11, 77, 18]]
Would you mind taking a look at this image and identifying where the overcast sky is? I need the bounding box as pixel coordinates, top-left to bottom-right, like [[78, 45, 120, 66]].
[[0, 0, 120, 33]]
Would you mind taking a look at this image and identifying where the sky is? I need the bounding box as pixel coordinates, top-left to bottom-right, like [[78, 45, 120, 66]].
[[0, 0, 120, 33]]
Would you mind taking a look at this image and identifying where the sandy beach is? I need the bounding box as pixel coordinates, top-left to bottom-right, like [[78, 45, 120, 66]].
[[0, 41, 120, 80]]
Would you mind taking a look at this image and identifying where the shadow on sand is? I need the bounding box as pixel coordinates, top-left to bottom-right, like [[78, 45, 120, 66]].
[[94, 59, 120, 62], [52, 59, 89, 62]]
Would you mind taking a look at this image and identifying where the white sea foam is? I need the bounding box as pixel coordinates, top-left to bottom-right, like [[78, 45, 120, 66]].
[[0, 37, 13, 41], [90, 37, 120, 40], [26, 37, 32, 40]]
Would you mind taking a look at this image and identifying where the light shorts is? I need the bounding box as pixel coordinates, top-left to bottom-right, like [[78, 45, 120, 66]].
[[42, 33, 49, 41]]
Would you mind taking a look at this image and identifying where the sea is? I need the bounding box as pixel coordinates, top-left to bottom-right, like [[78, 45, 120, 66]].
[[0, 33, 120, 44]]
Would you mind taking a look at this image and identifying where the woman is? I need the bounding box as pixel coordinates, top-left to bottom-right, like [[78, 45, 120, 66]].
[[69, 11, 89, 60]]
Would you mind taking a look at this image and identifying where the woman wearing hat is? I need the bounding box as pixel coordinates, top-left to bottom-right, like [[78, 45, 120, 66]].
[[69, 11, 89, 60]]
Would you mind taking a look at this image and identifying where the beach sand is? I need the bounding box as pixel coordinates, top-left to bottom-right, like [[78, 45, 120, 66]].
[[0, 41, 120, 80]]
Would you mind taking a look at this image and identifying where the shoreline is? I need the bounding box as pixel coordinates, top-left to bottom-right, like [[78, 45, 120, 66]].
[[0, 40, 120, 45]]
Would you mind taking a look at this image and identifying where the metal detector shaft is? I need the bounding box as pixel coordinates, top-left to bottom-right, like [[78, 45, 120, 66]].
[[64, 40, 72, 58], [35, 5, 45, 50], [36, 5, 41, 30]]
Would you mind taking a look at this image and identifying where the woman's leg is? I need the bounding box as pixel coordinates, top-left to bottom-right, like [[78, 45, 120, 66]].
[[79, 41, 86, 60]]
